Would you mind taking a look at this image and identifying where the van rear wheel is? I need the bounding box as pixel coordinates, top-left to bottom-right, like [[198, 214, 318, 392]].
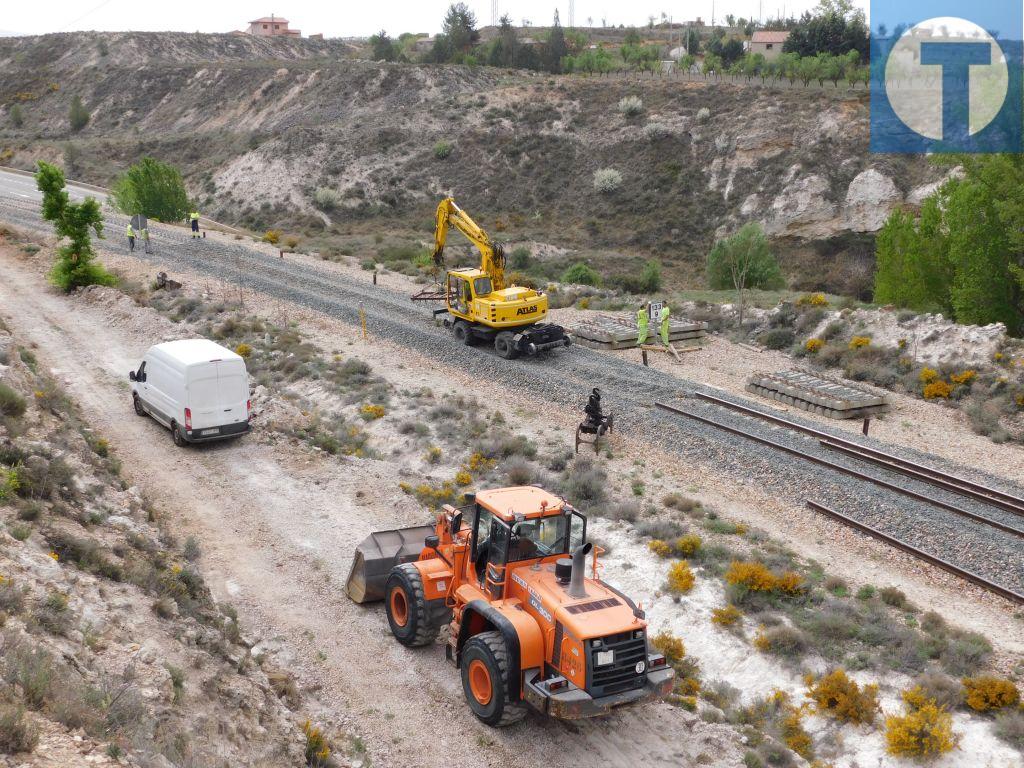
[[172, 423, 187, 447]]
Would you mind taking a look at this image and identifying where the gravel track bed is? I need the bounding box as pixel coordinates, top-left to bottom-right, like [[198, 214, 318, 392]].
[[4, 196, 1022, 597]]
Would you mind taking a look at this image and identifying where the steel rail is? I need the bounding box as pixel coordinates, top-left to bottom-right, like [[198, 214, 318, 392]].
[[806, 501, 1024, 606], [694, 391, 1024, 516], [653, 402, 1024, 540], [818, 439, 1024, 518]]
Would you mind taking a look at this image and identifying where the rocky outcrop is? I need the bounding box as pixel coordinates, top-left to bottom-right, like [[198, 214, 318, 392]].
[[843, 169, 900, 232]]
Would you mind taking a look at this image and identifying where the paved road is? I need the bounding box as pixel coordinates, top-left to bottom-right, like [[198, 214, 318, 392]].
[[0, 167, 108, 204], [0, 171, 1021, 596]]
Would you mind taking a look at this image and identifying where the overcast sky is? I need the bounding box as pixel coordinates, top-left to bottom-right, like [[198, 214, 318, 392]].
[[5, 0, 868, 38]]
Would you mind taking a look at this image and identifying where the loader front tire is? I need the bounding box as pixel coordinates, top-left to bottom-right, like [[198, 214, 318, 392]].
[[460, 631, 527, 727], [384, 563, 439, 648]]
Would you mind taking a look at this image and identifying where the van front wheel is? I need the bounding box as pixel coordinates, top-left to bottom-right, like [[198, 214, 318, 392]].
[[172, 423, 188, 447], [133, 395, 146, 417]]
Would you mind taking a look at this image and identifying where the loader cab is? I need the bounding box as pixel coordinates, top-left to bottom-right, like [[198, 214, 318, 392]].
[[468, 487, 587, 598]]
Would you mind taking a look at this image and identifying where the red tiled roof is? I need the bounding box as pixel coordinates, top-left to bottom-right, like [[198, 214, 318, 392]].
[[751, 31, 790, 44], [249, 17, 289, 24]]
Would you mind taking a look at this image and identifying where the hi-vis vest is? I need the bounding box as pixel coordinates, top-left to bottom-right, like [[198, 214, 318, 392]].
[[189, 212, 199, 221], [126, 224, 134, 237]]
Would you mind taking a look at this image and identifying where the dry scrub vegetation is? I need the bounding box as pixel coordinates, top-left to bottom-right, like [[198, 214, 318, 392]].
[[0, 318, 348, 764]]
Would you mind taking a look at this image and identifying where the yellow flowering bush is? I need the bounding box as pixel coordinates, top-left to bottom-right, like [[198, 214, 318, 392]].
[[962, 676, 1020, 712], [950, 370, 976, 386], [805, 670, 879, 725], [651, 631, 686, 665], [711, 604, 742, 627], [848, 336, 871, 350], [302, 720, 330, 767], [674, 534, 702, 556], [359, 404, 385, 420], [804, 338, 824, 354], [919, 367, 940, 384], [666, 561, 695, 594], [454, 470, 472, 487], [234, 343, 252, 358], [648, 539, 672, 558], [797, 292, 829, 307], [923, 380, 953, 400], [885, 702, 958, 758]]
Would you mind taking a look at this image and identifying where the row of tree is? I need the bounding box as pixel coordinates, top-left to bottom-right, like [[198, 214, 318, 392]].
[[874, 156, 1024, 336], [371, 0, 868, 76]]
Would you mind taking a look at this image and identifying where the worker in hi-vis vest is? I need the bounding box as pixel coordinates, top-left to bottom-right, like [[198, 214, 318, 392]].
[[189, 211, 200, 238], [659, 304, 671, 345], [636, 302, 649, 345], [126, 222, 135, 252], [141, 226, 151, 254]]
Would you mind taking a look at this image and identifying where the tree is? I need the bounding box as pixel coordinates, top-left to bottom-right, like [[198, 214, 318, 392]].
[[110, 157, 191, 223], [544, 10, 567, 73], [874, 201, 952, 314], [9, 104, 23, 128], [783, 1, 868, 62], [369, 30, 398, 61], [36, 161, 114, 291], [706, 223, 784, 327], [442, 2, 478, 57], [69, 96, 89, 132]]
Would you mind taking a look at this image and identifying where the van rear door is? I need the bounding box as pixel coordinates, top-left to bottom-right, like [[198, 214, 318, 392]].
[[187, 360, 249, 432]]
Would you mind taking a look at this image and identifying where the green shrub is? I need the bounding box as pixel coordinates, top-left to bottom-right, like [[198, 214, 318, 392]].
[[561, 262, 601, 286], [312, 187, 341, 210], [68, 96, 89, 131], [759, 329, 794, 350], [0, 382, 26, 418], [9, 104, 24, 128], [593, 168, 623, 193], [0, 704, 38, 753], [617, 95, 643, 116], [433, 141, 453, 159]]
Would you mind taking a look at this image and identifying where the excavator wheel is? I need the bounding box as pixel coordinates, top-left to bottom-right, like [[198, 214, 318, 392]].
[[460, 631, 527, 727], [452, 321, 474, 346], [384, 563, 440, 647], [494, 332, 519, 360]]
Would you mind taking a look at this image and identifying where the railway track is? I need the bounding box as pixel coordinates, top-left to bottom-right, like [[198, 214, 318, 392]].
[[656, 397, 1024, 605], [806, 502, 1024, 606], [694, 391, 1024, 517]]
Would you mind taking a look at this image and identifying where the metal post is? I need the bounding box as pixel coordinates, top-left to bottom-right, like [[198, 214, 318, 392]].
[[202, 231, 206, 238], [373, 271, 378, 286], [642, 349, 649, 367], [279, 250, 284, 259], [359, 303, 367, 341], [862, 418, 870, 436]]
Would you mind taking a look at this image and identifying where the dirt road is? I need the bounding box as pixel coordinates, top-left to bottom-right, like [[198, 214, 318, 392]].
[[0, 252, 742, 765]]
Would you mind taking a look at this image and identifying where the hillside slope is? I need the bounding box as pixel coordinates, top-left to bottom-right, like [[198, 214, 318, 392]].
[[0, 32, 938, 294]]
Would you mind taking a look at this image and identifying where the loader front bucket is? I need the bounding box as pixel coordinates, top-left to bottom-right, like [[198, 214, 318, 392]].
[[345, 525, 436, 603]]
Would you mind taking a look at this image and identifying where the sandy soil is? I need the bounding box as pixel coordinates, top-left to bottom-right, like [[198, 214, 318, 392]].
[[30, 225, 1024, 659], [0, 247, 744, 766], [3, 228, 1022, 766]]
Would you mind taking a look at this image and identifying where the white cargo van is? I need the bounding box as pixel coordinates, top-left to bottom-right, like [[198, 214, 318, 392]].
[[130, 339, 251, 446]]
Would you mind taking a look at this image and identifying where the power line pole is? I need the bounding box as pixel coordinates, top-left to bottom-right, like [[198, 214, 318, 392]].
[[569, 0, 575, 28], [491, 0, 498, 26]]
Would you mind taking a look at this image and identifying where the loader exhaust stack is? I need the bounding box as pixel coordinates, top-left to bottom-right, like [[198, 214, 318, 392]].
[[567, 542, 592, 599]]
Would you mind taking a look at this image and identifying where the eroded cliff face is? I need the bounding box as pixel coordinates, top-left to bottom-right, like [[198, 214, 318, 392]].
[[0, 32, 939, 291]]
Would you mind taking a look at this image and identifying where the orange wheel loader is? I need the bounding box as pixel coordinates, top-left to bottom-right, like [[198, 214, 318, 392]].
[[346, 486, 675, 725]]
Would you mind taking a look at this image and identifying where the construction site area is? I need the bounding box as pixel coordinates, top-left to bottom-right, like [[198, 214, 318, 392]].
[[0, 5, 1023, 768]]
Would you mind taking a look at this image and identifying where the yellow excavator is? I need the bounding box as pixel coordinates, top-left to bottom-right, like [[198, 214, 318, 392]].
[[424, 198, 570, 359]]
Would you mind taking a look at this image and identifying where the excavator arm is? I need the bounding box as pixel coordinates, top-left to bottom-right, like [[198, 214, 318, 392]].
[[431, 197, 506, 291]]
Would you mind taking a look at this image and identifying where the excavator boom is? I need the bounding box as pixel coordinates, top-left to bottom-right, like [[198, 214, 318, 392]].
[[431, 197, 506, 291]]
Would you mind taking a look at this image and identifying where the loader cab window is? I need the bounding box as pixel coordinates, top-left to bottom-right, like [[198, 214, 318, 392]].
[[509, 514, 570, 561], [472, 506, 512, 583], [473, 277, 492, 297]]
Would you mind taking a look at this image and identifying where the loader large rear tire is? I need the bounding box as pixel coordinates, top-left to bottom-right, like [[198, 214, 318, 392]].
[[460, 631, 527, 727], [384, 563, 439, 648]]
